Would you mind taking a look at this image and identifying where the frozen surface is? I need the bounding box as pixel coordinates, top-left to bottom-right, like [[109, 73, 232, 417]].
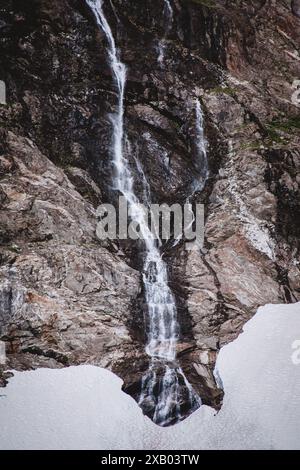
[[0, 302, 300, 450], [0, 366, 155, 450], [161, 301, 300, 449]]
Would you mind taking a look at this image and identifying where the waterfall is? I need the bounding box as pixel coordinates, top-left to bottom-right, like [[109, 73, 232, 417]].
[[194, 99, 209, 192], [158, 0, 173, 65], [172, 99, 209, 249], [87, 0, 201, 426]]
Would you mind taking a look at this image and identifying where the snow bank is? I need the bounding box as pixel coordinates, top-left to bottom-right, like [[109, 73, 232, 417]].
[[0, 302, 299, 450], [161, 301, 300, 449], [0, 366, 156, 450]]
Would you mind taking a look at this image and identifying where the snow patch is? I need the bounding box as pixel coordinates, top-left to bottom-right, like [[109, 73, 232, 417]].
[[0, 302, 299, 449], [226, 140, 276, 260]]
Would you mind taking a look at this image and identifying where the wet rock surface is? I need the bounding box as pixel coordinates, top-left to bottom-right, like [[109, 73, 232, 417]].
[[0, 0, 299, 420]]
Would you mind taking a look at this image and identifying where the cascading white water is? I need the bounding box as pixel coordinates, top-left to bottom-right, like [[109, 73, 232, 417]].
[[87, 0, 202, 426], [172, 99, 209, 249], [194, 99, 209, 192], [158, 0, 173, 65]]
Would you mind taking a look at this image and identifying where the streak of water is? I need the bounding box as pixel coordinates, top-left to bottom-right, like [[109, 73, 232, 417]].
[[172, 99, 208, 249], [157, 0, 173, 65]]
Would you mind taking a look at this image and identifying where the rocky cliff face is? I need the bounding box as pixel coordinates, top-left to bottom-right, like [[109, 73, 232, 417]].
[[0, 0, 299, 418]]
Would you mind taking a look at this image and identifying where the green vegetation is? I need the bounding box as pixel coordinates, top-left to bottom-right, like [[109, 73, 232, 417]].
[[209, 86, 236, 97], [265, 126, 282, 143], [267, 116, 300, 133], [8, 244, 21, 254], [264, 116, 300, 144], [238, 141, 262, 151], [188, 0, 216, 7]]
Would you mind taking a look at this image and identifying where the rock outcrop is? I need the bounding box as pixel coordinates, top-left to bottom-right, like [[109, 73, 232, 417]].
[[0, 131, 141, 376], [0, 0, 299, 417]]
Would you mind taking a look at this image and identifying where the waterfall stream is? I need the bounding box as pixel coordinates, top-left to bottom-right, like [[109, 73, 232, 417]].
[[157, 0, 173, 65], [87, 0, 204, 426], [194, 100, 209, 192]]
